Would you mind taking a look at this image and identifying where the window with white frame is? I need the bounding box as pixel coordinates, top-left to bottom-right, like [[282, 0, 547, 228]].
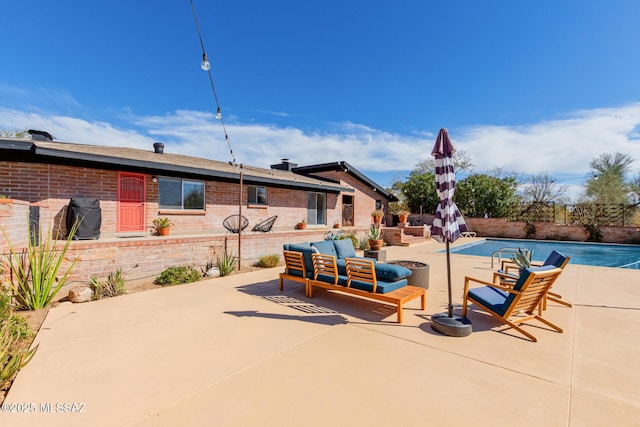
[[158, 177, 205, 210], [248, 185, 267, 205]]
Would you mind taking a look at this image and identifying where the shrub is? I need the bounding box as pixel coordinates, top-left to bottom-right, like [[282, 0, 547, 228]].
[[256, 254, 280, 268], [0, 287, 31, 339], [357, 237, 369, 250], [0, 323, 38, 388], [91, 269, 126, 300], [216, 252, 237, 276], [343, 232, 359, 250], [155, 266, 201, 286], [584, 223, 602, 242], [2, 219, 79, 310]]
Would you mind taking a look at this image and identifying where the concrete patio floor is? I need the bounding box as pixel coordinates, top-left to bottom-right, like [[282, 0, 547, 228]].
[[4, 240, 640, 426]]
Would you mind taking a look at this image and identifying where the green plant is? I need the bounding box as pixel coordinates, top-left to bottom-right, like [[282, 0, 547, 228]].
[[90, 269, 126, 300], [2, 219, 80, 310], [524, 221, 536, 239], [152, 217, 174, 230], [584, 223, 602, 242], [0, 195, 8, 199], [0, 324, 38, 387], [358, 236, 369, 250], [216, 252, 237, 276], [0, 289, 31, 339], [343, 232, 359, 250], [256, 254, 280, 268], [366, 224, 382, 240], [155, 266, 201, 286], [510, 247, 533, 269]]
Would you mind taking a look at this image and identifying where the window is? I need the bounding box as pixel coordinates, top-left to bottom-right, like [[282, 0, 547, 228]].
[[306, 192, 326, 225], [248, 185, 267, 205], [158, 177, 205, 210]]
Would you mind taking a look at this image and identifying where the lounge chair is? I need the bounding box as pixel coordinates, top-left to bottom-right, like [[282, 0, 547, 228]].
[[462, 265, 564, 342], [223, 214, 249, 235], [251, 215, 277, 233], [501, 250, 571, 309]]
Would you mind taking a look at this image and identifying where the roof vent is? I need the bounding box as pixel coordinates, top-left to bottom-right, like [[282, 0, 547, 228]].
[[153, 142, 165, 154], [27, 129, 55, 142], [270, 158, 298, 171]]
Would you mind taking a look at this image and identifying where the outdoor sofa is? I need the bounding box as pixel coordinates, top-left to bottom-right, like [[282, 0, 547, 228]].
[[280, 239, 426, 323]]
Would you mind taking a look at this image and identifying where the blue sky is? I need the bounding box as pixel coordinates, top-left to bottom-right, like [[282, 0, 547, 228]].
[[2, 1, 640, 201]]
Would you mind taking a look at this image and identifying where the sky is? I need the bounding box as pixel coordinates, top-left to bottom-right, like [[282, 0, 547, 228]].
[[2, 1, 640, 202]]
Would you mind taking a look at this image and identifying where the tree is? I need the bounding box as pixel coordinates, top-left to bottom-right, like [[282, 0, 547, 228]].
[[400, 171, 438, 214], [520, 173, 568, 203], [0, 129, 29, 138], [455, 173, 520, 218], [412, 150, 474, 175], [583, 152, 634, 204]]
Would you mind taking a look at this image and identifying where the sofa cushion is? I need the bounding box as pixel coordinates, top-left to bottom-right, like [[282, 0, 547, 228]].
[[311, 240, 338, 258], [285, 243, 315, 274], [349, 278, 408, 294], [333, 239, 356, 259], [315, 274, 348, 286], [374, 263, 412, 282], [283, 242, 310, 251], [468, 286, 510, 316]]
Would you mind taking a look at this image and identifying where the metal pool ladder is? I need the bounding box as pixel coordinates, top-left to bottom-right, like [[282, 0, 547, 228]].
[[491, 247, 531, 269]]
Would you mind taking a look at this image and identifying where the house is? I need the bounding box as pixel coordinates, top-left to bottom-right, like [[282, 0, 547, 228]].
[[0, 135, 397, 281]]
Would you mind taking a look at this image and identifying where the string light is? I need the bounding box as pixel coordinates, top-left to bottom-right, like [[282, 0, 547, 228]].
[[190, 0, 237, 166]]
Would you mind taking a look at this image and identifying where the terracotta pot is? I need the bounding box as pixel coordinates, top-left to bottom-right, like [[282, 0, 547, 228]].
[[333, 223, 340, 228], [368, 239, 383, 251], [297, 223, 307, 230], [398, 214, 408, 223], [157, 227, 170, 236], [372, 216, 382, 226]]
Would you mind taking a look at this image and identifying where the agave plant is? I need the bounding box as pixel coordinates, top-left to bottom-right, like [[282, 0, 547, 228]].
[[510, 247, 533, 269], [366, 224, 383, 240]]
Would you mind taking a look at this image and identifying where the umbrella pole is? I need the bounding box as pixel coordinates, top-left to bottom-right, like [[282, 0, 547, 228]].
[[446, 239, 453, 317]]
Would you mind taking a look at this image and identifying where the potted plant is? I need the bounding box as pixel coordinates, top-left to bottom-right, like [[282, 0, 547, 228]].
[[510, 247, 533, 272], [367, 224, 384, 251], [371, 209, 384, 226], [152, 217, 174, 236], [333, 220, 341, 228], [297, 218, 307, 230], [397, 210, 410, 224]]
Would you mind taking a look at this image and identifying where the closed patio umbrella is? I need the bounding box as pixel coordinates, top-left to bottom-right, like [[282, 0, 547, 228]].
[[430, 128, 472, 337]]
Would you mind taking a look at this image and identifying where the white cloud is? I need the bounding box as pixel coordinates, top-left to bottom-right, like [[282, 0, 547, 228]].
[[2, 102, 640, 203]]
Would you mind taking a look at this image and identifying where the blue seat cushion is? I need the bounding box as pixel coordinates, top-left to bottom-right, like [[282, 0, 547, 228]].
[[349, 278, 408, 294], [285, 268, 305, 278], [336, 257, 373, 276], [333, 239, 356, 259], [468, 286, 510, 316], [315, 274, 348, 286], [311, 240, 338, 258], [285, 243, 315, 275], [374, 263, 412, 282]]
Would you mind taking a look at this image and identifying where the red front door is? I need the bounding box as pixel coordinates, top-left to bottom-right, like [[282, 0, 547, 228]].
[[118, 172, 146, 232]]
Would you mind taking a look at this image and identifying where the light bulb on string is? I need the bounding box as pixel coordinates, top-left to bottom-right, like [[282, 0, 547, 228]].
[[201, 53, 211, 71], [216, 107, 222, 120]]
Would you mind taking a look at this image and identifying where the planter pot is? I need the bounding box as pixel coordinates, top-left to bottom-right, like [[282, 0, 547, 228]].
[[369, 239, 383, 251], [157, 227, 170, 236], [372, 216, 382, 226], [387, 260, 429, 289], [398, 215, 408, 224], [297, 223, 307, 230], [333, 224, 341, 228]]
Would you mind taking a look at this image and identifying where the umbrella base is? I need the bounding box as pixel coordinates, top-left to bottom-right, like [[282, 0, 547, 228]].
[[431, 313, 472, 337]]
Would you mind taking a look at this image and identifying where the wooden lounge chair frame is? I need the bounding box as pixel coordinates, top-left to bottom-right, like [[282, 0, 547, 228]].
[[308, 254, 426, 323], [500, 252, 571, 309], [279, 250, 309, 297], [463, 267, 564, 342]]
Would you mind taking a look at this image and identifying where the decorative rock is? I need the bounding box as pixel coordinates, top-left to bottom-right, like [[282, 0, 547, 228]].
[[205, 267, 220, 277], [68, 285, 93, 303]]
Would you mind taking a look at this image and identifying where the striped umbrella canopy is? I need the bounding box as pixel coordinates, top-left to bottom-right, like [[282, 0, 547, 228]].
[[431, 128, 467, 318], [431, 128, 468, 243]]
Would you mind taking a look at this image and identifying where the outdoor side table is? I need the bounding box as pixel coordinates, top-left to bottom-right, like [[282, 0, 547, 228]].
[[364, 249, 387, 262]]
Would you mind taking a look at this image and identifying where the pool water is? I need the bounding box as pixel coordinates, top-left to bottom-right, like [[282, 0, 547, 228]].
[[444, 238, 640, 269]]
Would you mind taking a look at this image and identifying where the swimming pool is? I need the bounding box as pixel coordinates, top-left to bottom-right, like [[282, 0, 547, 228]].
[[444, 238, 640, 269]]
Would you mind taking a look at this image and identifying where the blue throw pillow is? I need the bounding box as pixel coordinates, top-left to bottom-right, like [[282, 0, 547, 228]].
[[311, 240, 338, 258], [283, 242, 310, 251], [374, 263, 412, 282], [333, 239, 356, 259]]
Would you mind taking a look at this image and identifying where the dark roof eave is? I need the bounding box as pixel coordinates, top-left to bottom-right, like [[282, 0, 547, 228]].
[[293, 161, 398, 202], [33, 146, 351, 193]]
